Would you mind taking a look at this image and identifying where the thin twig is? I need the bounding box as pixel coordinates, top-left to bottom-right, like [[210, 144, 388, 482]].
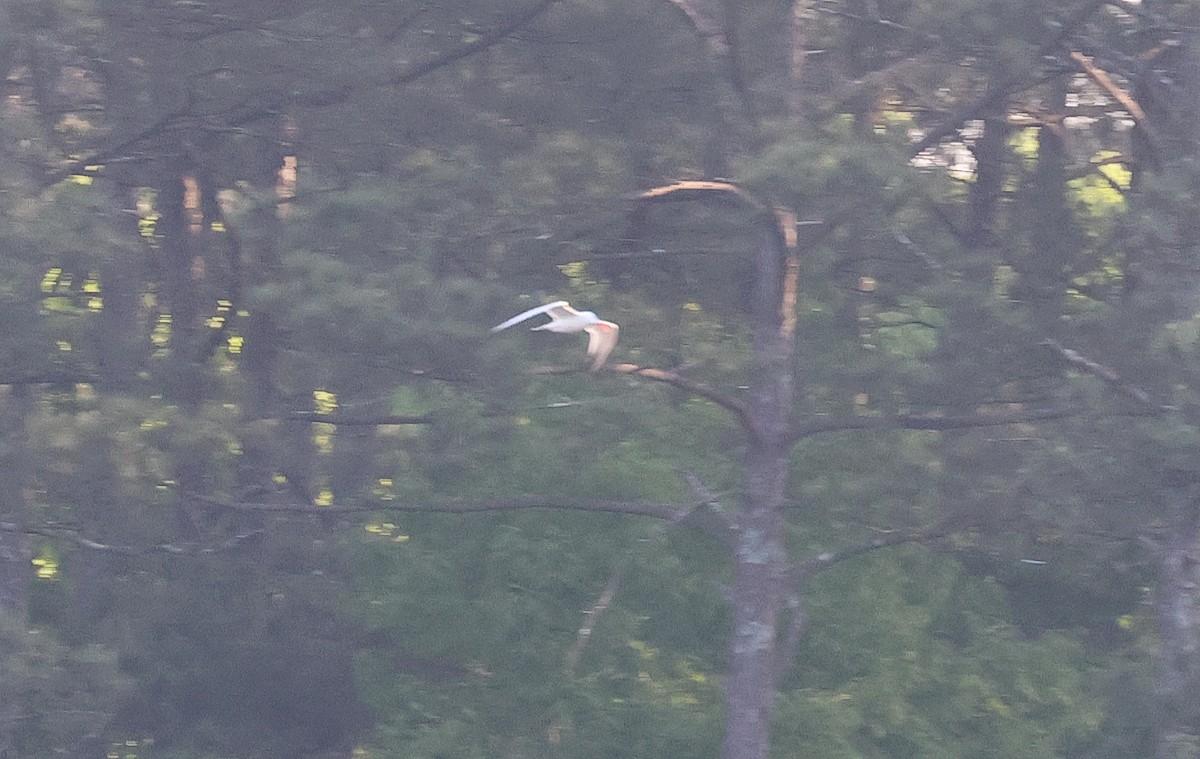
[[2, 522, 264, 556], [567, 473, 723, 671], [185, 491, 710, 524], [1041, 339, 1175, 412], [566, 555, 635, 672], [392, 0, 559, 86], [789, 520, 960, 584], [788, 403, 1075, 445]]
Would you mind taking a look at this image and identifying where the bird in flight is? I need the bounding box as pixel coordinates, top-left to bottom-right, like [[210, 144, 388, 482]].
[[491, 300, 619, 371]]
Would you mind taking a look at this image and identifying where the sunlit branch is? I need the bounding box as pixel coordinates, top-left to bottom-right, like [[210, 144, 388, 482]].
[[1067, 50, 1160, 153], [634, 179, 769, 214], [606, 363, 758, 438]]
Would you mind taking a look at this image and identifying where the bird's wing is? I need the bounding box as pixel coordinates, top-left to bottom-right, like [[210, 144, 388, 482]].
[[584, 322, 619, 370], [544, 302, 581, 321], [490, 301, 570, 332]]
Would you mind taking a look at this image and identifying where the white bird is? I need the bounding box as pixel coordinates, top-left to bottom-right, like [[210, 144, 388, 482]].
[[490, 300, 619, 371]]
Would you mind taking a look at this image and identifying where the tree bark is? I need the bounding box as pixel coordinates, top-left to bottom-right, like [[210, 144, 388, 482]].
[[1155, 487, 1200, 759], [722, 221, 795, 759], [97, 194, 146, 393], [966, 103, 1008, 249], [157, 164, 204, 407], [0, 387, 34, 615]]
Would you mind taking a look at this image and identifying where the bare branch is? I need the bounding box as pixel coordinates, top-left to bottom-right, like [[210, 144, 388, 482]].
[[789, 520, 960, 584], [770, 517, 964, 681], [1067, 50, 1149, 124], [1067, 50, 1162, 159], [908, 85, 1010, 159], [185, 491, 695, 523], [278, 411, 435, 426], [2, 522, 264, 556], [1041, 339, 1174, 412], [660, 0, 757, 133], [391, 0, 559, 86], [634, 179, 769, 214], [815, 53, 936, 120], [908, 0, 1107, 158], [566, 472, 726, 671], [608, 363, 758, 438], [39, 101, 193, 188], [566, 558, 631, 672], [788, 403, 1075, 445], [719, 0, 758, 126]]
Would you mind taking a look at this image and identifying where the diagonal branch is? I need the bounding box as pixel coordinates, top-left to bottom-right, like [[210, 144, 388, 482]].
[[1067, 50, 1161, 159], [607, 363, 758, 438], [907, 0, 1106, 158], [660, 0, 757, 135], [567, 472, 730, 671], [769, 518, 963, 683], [392, 0, 559, 86], [566, 556, 633, 672], [1067, 50, 1150, 124], [790, 520, 961, 585], [1041, 339, 1175, 412], [39, 103, 193, 188]]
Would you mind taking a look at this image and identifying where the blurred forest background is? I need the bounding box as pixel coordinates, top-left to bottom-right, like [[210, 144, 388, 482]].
[[2, 0, 1200, 757]]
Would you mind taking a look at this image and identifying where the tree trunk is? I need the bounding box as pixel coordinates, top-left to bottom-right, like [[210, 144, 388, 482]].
[[0, 386, 34, 615], [97, 197, 145, 393], [966, 105, 1008, 249], [157, 165, 204, 407], [1155, 487, 1200, 759], [723, 221, 795, 759]]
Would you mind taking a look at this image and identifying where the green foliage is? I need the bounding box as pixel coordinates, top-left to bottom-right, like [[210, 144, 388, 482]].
[[780, 549, 1105, 759], [0, 609, 129, 756], [0, 0, 1193, 757]]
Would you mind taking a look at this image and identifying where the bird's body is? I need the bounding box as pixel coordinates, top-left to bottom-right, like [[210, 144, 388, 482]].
[[491, 300, 619, 370]]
